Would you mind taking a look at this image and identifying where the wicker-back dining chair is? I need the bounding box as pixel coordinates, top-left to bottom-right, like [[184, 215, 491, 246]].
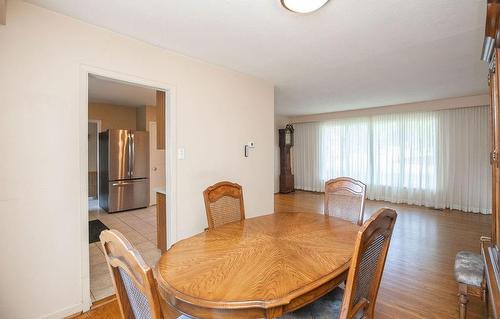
[[203, 181, 245, 230], [324, 177, 367, 226], [100, 230, 188, 319], [339, 208, 397, 318], [280, 208, 397, 319]]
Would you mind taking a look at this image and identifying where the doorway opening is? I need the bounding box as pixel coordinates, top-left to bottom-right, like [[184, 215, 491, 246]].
[[88, 120, 100, 200], [86, 74, 168, 303]]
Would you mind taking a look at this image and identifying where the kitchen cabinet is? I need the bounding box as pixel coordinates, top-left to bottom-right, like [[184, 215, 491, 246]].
[[156, 191, 166, 252], [156, 90, 165, 150]]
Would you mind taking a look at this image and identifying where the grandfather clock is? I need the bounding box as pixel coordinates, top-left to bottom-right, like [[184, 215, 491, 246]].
[[279, 125, 295, 193]]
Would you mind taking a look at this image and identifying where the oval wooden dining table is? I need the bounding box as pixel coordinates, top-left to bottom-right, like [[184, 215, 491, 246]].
[[155, 212, 360, 319]]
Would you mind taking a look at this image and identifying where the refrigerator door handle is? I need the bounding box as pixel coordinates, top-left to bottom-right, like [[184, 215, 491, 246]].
[[112, 181, 143, 186], [130, 133, 135, 177], [127, 132, 132, 178]]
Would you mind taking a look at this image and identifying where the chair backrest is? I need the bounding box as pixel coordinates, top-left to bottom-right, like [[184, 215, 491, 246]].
[[324, 177, 367, 226], [100, 230, 163, 319], [203, 181, 245, 230], [340, 208, 397, 319]]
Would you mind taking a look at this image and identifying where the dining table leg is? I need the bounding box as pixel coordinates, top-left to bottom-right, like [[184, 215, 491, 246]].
[[266, 306, 283, 319]]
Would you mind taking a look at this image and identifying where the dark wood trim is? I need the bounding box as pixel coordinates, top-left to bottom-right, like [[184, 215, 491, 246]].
[[0, 0, 6, 26], [156, 90, 165, 150], [483, 3, 500, 314], [156, 192, 167, 252], [484, 243, 500, 319], [486, 2, 500, 40]]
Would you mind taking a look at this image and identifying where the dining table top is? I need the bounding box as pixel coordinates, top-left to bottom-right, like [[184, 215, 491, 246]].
[[155, 212, 360, 319]]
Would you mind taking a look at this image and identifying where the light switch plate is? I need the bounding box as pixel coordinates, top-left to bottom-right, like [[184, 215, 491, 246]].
[[177, 148, 185, 160]]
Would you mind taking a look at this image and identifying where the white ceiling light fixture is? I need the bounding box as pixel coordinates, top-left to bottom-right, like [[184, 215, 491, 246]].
[[281, 0, 330, 13]]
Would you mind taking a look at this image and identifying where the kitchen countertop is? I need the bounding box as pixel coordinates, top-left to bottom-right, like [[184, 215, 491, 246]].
[[154, 187, 166, 195]]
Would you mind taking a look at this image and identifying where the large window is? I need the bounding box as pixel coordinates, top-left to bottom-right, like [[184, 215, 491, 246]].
[[292, 106, 491, 213], [320, 113, 437, 193], [371, 113, 437, 191], [320, 117, 370, 183]]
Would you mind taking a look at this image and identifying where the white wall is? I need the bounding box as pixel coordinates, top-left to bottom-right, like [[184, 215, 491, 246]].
[[289, 94, 490, 123], [274, 115, 289, 193], [0, 2, 274, 318]]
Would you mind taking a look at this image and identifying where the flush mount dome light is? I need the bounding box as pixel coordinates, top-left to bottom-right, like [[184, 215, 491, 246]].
[[281, 0, 329, 13]]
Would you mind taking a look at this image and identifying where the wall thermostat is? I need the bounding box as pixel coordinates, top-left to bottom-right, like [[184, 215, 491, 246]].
[[244, 142, 255, 157]]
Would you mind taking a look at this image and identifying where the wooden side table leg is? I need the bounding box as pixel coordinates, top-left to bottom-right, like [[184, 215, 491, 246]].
[[459, 283, 469, 319], [482, 281, 488, 319]]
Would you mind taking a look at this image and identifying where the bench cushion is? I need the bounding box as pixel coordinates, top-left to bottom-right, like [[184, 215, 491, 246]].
[[454, 251, 484, 287]]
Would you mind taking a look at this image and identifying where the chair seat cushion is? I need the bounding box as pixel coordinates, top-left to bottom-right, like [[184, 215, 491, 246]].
[[279, 288, 365, 319], [454, 251, 484, 287], [279, 288, 344, 319]]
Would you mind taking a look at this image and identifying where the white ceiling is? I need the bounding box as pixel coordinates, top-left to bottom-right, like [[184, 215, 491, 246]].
[[88, 75, 156, 107], [28, 0, 489, 116]]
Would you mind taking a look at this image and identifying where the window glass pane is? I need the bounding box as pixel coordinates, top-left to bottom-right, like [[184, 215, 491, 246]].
[[320, 118, 370, 183], [319, 112, 437, 192]]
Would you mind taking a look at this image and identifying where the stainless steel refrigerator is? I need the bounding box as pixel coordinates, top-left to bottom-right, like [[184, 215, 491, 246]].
[[99, 129, 150, 213]]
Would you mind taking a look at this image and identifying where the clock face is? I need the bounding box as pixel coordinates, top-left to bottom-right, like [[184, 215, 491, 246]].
[[285, 133, 291, 145]]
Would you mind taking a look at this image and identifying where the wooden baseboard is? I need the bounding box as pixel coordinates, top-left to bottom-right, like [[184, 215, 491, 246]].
[[292, 189, 324, 194], [91, 295, 117, 309], [64, 295, 117, 318], [41, 303, 83, 319], [64, 311, 83, 319]]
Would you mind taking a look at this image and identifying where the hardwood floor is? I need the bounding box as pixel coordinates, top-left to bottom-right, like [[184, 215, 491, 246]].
[[75, 191, 490, 319], [72, 296, 121, 319]]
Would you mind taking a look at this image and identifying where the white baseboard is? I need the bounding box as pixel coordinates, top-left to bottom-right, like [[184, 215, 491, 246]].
[[40, 303, 82, 319]]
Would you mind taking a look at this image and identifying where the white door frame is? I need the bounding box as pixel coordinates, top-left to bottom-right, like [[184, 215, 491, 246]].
[[79, 65, 178, 311], [87, 119, 101, 200]]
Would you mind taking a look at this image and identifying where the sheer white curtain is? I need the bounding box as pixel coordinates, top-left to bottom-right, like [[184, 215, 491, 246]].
[[292, 106, 491, 214], [434, 107, 491, 213], [369, 112, 438, 206]]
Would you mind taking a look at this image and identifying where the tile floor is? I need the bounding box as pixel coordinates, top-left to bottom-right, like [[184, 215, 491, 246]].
[[88, 200, 160, 302]]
